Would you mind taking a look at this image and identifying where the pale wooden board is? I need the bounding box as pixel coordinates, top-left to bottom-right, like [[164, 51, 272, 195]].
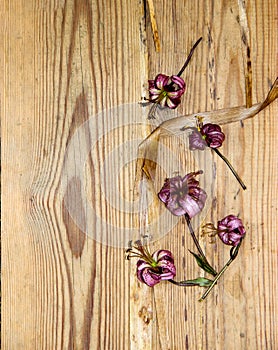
[[2, 0, 277, 349]]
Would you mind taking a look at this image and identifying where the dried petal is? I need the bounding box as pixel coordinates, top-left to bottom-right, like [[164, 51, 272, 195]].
[[171, 75, 186, 90], [189, 128, 207, 150], [155, 74, 170, 89], [137, 263, 161, 286], [201, 123, 225, 148]]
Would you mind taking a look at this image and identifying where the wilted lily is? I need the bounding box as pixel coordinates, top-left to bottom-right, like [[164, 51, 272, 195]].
[[158, 171, 207, 218], [189, 123, 225, 150], [148, 74, 186, 109], [201, 123, 225, 148], [188, 118, 246, 190], [218, 215, 246, 246], [126, 240, 176, 287], [147, 37, 202, 118], [202, 214, 246, 247]]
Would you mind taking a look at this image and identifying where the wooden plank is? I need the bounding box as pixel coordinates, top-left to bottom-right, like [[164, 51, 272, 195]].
[[2, 0, 277, 349]]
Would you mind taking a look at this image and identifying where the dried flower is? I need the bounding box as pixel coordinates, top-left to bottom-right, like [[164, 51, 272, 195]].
[[148, 74, 186, 109], [126, 241, 176, 287], [217, 215, 246, 246], [158, 171, 207, 218], [146, 38, 202, 119], [202, 215, 246, 247], [188, 118, 246, 190], [201, 123, 225, 148], [189, 122, 225, 150], [188, 128, 207, 150]]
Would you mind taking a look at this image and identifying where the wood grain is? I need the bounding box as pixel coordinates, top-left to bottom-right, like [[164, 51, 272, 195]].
[[2, 0, 277, 349]]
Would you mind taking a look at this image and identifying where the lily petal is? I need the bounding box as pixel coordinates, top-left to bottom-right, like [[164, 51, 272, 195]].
[[155, 74, 170, 89], [171, 75, 186, 90]]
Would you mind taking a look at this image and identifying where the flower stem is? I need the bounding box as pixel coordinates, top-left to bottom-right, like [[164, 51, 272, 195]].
[[147, 102, 159, 119], [184, 213, 206, 260], [213, 148, 247, 190], [169, 279, 197, 286], [199, 243, 242, 301], [176, 37, 203, 77], [199, 259, 231, 300], [184, 214, 217, 276], [167, 37, 202, 89]]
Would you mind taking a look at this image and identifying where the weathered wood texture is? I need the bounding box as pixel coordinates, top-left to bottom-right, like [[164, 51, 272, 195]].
[[2, 0, 277, 349]]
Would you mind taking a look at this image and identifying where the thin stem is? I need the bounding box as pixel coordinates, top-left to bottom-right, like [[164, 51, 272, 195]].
[[176, 37, 203, 77], [184, 214, 206, 260], [168, 279, 197, 286], [167, 37, 202, 88], [200, 242, 242, 301], [168, 279, 180, 285], [199, 259, 232, 301], [147, 102, 158, 119], [169, 279, 198, 286], [185, 214, 217, 276], [213, 148, 247, 190]]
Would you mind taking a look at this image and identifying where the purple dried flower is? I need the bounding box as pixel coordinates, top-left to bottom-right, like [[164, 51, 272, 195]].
[[148, 74, 186, 109], [188, 120, 246, 190], [201, 123, 225, 148], [158, 171, 207, 218], [126, 241, 176, 287], [137, 249, 176, 287], [189, 123, 225, 150], [217, 215, 246, 246]]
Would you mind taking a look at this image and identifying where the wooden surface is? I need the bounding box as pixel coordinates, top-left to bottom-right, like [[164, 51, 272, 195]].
[[2, 0, 277, 349]]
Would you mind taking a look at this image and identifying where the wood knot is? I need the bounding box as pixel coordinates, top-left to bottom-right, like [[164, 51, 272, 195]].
[[138, 306, 153, 325]]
